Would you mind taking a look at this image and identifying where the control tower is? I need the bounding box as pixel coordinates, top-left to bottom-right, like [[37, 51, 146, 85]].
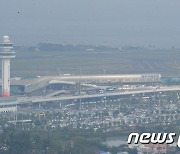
[[0, 36, 16, 97]]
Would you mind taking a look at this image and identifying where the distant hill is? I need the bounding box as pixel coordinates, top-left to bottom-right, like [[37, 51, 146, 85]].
[[14, 43, 119, 52]]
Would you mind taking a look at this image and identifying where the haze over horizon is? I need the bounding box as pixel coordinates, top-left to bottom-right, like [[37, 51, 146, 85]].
[[0, 0, 180, 48]]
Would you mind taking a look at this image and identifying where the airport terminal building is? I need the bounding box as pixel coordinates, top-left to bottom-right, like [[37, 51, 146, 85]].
[[0, 73, 161, 96]]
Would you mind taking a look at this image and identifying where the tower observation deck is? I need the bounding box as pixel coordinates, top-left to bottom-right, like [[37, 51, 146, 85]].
[[0, 36, 16, 97]]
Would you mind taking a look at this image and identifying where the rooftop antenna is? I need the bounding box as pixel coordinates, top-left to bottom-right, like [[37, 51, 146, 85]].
[[57, 67, 61, 76]]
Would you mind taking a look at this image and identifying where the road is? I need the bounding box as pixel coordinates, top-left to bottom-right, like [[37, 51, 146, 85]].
[[0, 85, 180, 107]]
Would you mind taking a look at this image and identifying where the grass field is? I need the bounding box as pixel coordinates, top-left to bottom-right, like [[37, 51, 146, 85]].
[[2, 47, 180, 77]]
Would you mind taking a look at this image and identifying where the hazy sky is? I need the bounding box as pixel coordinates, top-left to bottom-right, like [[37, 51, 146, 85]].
[[0, 0, 180, 47]]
